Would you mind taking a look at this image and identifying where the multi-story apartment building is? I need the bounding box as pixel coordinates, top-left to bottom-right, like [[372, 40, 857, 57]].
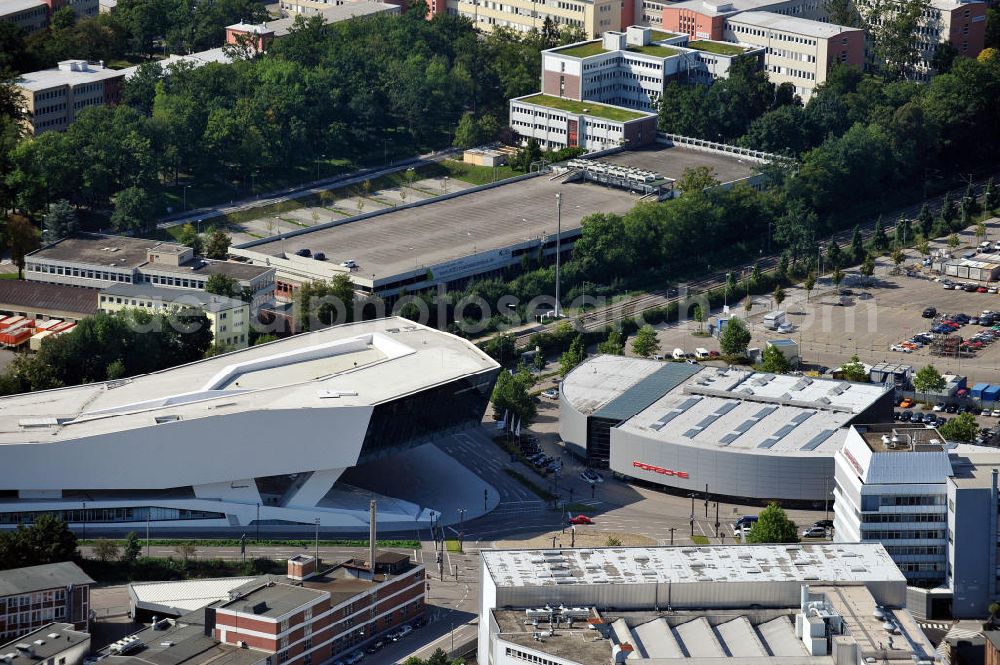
[[425, 0, 625, 38], [98, 284, 251, 349], [212, 554, 425, 662], [15, 60, 123, 135], [662, 0, 827, 41], [834, 423, 1000, 618], [0, 563, 93, 643], [0, 0, 97, 34], [724, 11, 865, 98], [0, 0, 49, 34], [855, 0, 986, 78], [26, 234, 275, 308]]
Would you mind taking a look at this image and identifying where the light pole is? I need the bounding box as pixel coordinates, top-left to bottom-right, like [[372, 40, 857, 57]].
[[555, 193, 562, 317], [183, 185, 191, 211], [314, 517, 320, 562], [668, 527, 675, 546], [255, 502, 260, 542], [315, 154, 325, 181], [457, 508, 465, 551], [724, 272, 731, 310], [689, 493, 695, 537]]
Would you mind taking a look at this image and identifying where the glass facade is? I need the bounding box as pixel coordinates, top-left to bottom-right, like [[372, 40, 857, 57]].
[[358, 372, 496, 461], [0, 506, 225, 525]]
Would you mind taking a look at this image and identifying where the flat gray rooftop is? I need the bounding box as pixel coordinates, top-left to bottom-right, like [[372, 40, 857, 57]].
[[238, 176, 639, 279], [29, 234, 166, 268], [601, 144, 757, 185]]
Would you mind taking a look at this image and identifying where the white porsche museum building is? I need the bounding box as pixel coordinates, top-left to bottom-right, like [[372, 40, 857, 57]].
[[0, 318, 499, 532]]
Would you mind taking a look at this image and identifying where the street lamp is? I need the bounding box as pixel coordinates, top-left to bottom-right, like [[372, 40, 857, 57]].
[[314, 517, 320, 562], [555, 193, 562, 317], [183, 184, 192, 212], [457, 508, 465, 551]]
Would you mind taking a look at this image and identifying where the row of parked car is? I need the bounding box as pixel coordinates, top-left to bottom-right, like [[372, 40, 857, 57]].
[[336, 617, 428, 664]]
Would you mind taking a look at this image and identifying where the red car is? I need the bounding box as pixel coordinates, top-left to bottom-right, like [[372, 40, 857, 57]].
[[569, 514, 594, 525]]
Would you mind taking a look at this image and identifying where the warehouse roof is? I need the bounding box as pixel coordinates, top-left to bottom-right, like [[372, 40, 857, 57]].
[[618, 367, 890, 454], [482, 543, 904, 588], [0, 562, 94, 597], [130, 577, 258, 615], [561, 356, 664, 416], [0, 281, 98, 317], [29, 234, 175, 268]]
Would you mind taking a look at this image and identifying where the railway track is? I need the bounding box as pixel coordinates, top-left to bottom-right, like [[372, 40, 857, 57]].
[[506, 174, 999, 348]]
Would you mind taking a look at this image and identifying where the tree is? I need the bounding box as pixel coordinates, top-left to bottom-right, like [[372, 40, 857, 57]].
[[825, 0, 859, 26], [719, 317, 751, 357], [174, 542, 197, 564], [677, 166, 720, 197], [122, 531, 141, 562], [862, 0, 930, 80], [597, 330, 625, 355], [7, 213, 39, 279], [872, 216, 888, 251], [205, 273, 238, 298], [177, 223, 203, 254], [746, 503, 799, 543], [948, 233, 960, 249], [832, 266, 844, 290], [483, 333, 516, 365], [976, 221, 988, 244], [915, 239, 930, 257], [913, 364, 946, 402], [491, 365, 536, 426], [941, 191, 956, 223], [804, 272, 816, 302], [204, 229, 231, 259], [931, 40, 958, 74], [985, 177, 999, 212], [890, 248, 905, 274], [964, 181, 981, 216], [860, 254, 875, 285], [631, 325, 660, 358], [8, 514, 78, 567], [827, 240, 842, 269], [841, 355, 868, 382], [111, 185, 159, 233], [758, 344, 790, 373], [559, 334, 586, 377], [850, 225, 865, 263], [773, 285, 786, 308], [295, 275, 355, 332], [42, 199, 78, 242], [939, 412, 978, 442], [917, 203, 933, 238], [93, 539, 121, 562], [453, 112, 480, 149]]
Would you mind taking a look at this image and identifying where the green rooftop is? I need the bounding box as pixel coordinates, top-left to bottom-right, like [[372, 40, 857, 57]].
[[554, 41, 608, 58], [649, 29, 680, 41], [687, 40, 749, 56], [518, 94, 649, 122], [627, 44, 681, 57]]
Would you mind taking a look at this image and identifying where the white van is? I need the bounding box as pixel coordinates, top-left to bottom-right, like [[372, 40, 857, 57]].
[[672, 348, 685, 360], [695, 347, 709, 359]]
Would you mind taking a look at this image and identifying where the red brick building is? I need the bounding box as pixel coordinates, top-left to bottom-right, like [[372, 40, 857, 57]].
[[0, 562, 93, 643], [209, 554, 425, 663]]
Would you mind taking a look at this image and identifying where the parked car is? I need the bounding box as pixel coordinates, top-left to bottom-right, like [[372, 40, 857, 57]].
[[345, 651, 364, 665], [411, 617, 428, 630], [933, 402, 945, 411], [900, 410, 913, 421], [581, 469, 604, 483], [922, 307, 937, 318], [391, 625, 413, 642], [542, 388, 559, 399], [365, 641, 386, 654], [778, 323, 794, 333], [734, 515, 758, 528], [992, 410, 1000, 418], [802, 527, 828, 538], [813, 519, 834, 529], [899, 398, 914, 408], [946, 403, 959, 413], [569, 514, 594, 525]]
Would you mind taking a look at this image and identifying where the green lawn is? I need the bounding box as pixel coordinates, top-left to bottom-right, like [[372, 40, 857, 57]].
[[519, 94, 648, 122], [687, 40, 748, 56], [445, 538, 463, 553], [691, 535, 710, 545], [435, 159, 519, 186], [628, 44, 681, 57], [650, 29, 680, 41], [554, 41, 608, 58]]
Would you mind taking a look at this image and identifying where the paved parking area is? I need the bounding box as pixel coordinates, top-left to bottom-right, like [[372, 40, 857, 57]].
[[637, 219, 1000, 386]]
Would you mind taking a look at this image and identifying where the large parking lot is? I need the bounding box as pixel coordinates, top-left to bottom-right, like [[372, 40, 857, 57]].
[[639, 218, 1000, 386]]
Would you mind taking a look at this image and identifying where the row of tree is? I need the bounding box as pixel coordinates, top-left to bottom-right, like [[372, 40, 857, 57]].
[[0, 514, 77, 571]]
